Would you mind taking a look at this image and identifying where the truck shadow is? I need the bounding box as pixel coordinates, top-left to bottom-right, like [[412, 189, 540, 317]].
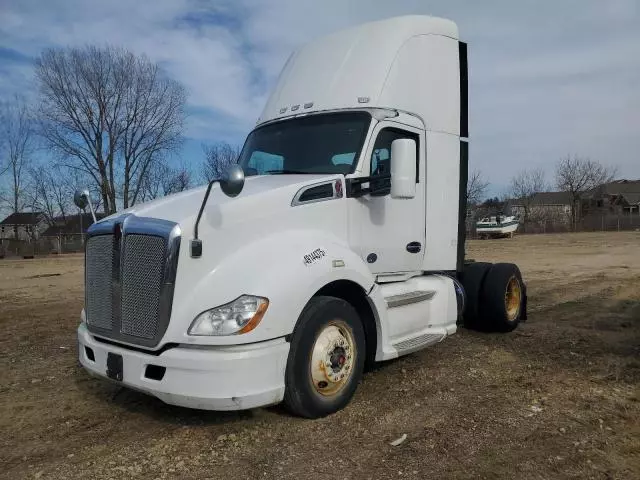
[[73, 360, 404, 424], [480, 294, 640, 383], [74, 375, 258, 426], [73, 294, 639, 427]]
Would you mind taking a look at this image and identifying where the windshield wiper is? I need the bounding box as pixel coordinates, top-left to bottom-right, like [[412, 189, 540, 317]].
[[265, 169, 313, 174]]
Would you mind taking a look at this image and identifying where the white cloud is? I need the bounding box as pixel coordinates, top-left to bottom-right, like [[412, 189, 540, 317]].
[[0, 0, 639, 187]]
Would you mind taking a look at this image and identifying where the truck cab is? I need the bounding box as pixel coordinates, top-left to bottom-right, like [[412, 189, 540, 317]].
[[77, 15, 526, 418]]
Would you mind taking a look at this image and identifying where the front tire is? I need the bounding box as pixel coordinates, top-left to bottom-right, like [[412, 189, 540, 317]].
[[283, 296, 365, 418]]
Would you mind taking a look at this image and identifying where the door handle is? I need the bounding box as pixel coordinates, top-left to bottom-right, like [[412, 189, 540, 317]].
[[406, 241, 422, 253]]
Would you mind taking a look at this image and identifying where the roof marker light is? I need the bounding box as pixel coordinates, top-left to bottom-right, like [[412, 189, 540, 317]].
[[357, 97, 370, 104], [279, 107, 287, 114], [291, 104, 300, 111], [304, 102, 314, 109]]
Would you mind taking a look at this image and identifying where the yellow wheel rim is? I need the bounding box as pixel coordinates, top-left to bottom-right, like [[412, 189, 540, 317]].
[[310, 320, 356, 397], [505, 276, 522, 321]]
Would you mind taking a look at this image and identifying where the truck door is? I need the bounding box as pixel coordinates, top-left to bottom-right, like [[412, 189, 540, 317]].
[[351, 123, 426, 274]]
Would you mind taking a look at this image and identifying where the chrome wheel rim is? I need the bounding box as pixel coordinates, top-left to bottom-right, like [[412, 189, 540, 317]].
[[310, 321, 356, 396]]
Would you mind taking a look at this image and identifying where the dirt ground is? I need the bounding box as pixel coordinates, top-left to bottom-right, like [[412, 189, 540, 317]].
[[1, 231, 639, 479]]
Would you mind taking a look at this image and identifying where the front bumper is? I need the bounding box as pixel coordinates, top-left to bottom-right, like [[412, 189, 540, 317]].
[[77, 323, 289, 410]]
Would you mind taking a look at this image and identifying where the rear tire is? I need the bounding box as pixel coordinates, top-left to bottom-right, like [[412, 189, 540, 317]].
[[460, 262, 492, 328], [481, 263, 524, 332], [283, 296, 365, 418]]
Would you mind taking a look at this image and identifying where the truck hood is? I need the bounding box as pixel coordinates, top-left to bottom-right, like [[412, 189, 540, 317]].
[[90, 173, 352, 348], [106, 173, 337, 227]]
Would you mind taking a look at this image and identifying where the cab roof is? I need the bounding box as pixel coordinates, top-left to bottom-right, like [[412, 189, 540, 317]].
[[257, 15, 460, 135]]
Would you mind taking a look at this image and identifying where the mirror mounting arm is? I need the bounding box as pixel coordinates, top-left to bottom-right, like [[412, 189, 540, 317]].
[[191, 164, 245, 258], [85, 198, 97, 224], [345, 174, 391, 198], [190, 179, 218, 258]]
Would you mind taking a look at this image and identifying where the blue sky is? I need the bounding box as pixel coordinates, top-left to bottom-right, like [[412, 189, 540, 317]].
[[1, 0, 639, 198]]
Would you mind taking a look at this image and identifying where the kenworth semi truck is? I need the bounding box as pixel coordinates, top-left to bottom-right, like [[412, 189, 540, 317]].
[[76, 15, 527, 418]]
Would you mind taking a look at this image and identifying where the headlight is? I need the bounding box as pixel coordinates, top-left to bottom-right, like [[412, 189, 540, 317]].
[[188, 295, 269, 336]]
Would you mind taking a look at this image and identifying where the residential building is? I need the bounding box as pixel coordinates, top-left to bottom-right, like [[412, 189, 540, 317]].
[[588, 179, 640, 215], [41, 213, 105, 253], [511, 179, 640, 232], [0, 212, 47, 241], [511, 191, 572, 225], [40, 213, 104, 239]]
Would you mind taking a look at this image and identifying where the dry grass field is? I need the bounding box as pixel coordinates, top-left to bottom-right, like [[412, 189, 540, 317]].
[[1, 231, 639, 479]]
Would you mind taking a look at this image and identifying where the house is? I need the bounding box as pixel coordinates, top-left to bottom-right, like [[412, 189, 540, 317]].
[[590, 179, 640, 215], [40, 213, 105, 238], [512, 181, 640, 219], [39, 213, 105, 254], [510, 180, 640, 232], [0, 212, 47, 241], [511, 191, 572, 224]]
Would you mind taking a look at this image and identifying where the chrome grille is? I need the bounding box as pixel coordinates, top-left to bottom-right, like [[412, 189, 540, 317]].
[[121, 234, 166, 339], [85, 235, 114, 330], [84, 215, 180, 348]]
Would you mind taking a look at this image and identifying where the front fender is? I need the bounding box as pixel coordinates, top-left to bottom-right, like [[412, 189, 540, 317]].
[[163, 230, 376, 346]]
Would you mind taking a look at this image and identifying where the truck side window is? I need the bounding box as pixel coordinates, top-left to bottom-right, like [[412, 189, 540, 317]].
[[370, 128, 419, 185]]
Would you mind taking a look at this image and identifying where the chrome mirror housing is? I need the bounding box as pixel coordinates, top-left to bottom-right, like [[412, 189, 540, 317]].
[[73, 188, 97, 223], [74, 189, 90, 209], [220, 164, 245, 198]]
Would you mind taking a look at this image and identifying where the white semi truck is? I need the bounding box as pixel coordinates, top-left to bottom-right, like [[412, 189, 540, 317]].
[[76, 15, 527, 418]]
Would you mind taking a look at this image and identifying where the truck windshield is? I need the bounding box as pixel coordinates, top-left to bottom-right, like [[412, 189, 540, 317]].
[[238, 111, 371, 175]]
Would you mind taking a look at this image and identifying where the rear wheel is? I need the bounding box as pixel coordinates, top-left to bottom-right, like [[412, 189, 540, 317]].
[[460, 262, 492, 328], [284, 296, 365, 418], [481, 263, 524, 332]]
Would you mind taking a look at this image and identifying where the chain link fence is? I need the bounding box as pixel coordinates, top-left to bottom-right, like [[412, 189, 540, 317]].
[[466, 210, 640, 238], [0, 234, 86, 258]]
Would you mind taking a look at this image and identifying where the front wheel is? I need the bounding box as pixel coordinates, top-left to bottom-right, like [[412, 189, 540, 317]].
[[283, 296, 365, 418]]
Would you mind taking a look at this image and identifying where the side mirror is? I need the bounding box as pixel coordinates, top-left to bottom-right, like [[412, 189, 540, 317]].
[[73, 188, 97, 223], [220, 164, 245, 197], [390, 139, 416, 199], [73, 189, 90, 210], [190, 165, 245, 258]]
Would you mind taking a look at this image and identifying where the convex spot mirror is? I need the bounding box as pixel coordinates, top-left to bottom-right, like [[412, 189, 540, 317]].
[[220, 164, 245, 197], [73, 189, 90, 209], [390, 138, 416, 199], [73, 188, 97, 223]]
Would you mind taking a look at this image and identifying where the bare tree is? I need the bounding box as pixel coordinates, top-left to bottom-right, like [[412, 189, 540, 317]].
[[119, 58, 186, 208], [165, 166, 191, 194], [202, 142, 241, 182], [0, 96, 34, 219], [466, 169, 489, 206], [28, 165, 79, 226], [555, 155, 616, 230], [510, 168, 547, 229], [138, 161, 165, 201], [139, 160, 192, 201], [35, 45, 186, 214]]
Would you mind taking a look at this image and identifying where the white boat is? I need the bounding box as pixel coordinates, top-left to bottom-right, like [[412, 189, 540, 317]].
[[476, 215, 519, 238]]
